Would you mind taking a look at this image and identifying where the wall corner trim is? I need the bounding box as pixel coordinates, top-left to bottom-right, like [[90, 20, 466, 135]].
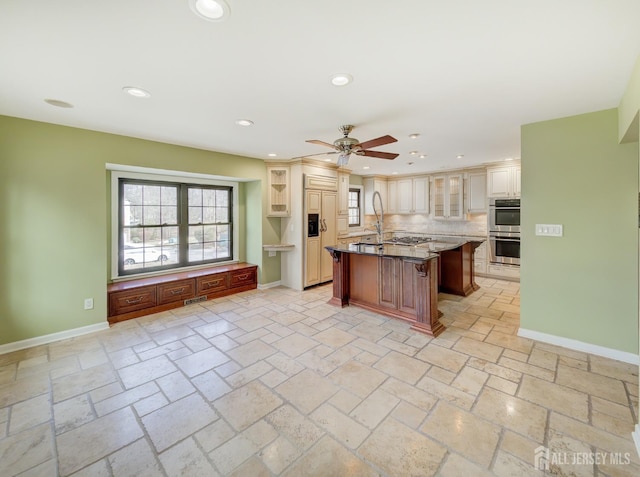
[[633, 424, 640, 460], [518, 328, 639, 365], [258, 281, 282, 290], [0, 322, 110, 356]]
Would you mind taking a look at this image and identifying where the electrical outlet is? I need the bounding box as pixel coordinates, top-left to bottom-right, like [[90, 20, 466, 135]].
[[535, 224, 563, 237], [84, 298, 94, 310], [268, 250, 276, 257]]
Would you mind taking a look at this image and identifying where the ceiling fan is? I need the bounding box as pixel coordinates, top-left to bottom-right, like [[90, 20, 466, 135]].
[[305, 125, 399, 166]]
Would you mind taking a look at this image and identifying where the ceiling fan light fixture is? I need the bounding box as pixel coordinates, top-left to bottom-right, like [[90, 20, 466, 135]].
[[337, 153, 350, 166], [189, 0, 230, 21], [330, 73, 353, 86]]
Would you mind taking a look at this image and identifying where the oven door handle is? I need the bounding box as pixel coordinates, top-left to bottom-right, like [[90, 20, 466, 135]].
[[490, 237, 520, 242]]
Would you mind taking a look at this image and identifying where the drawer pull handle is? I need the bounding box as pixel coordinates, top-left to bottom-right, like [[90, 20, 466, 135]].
[[170, 287, 185, 295], [235, 274, 250, 280], [204, 279, 222, 288], [125, 297, 144, 304]]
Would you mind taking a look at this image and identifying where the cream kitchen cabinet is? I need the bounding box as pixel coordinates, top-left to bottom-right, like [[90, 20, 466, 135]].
[[363, 177, 387, 215], [431, 174, 464, 219], [487, 164, 520, 198], [387, 176, 429, 214], [466, 171, 487, 213], [266, 165, 290, 216]]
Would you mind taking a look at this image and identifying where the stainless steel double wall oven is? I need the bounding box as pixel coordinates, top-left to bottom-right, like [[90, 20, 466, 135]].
[[488, 198, 520, 266]]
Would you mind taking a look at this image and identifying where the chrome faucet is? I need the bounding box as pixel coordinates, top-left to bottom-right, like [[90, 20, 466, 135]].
[[372, 190, 384, 244]]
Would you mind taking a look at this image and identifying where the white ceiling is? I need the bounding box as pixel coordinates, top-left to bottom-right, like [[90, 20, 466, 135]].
[[1, 0, 639, 175]]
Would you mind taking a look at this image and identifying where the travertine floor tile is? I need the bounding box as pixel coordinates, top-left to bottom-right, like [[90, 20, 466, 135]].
[[142, 393, 217, 452], [276, 369, 338, 414], [517, 374, 589, 422], [359, 417, 447, 477], [57, 407, 143, 476], [0, 423, 54, 476], [283, 435, 379, 477], [474, 387, 547, 441], [1, 279, 637, 477], [422, 401, 500, 467]]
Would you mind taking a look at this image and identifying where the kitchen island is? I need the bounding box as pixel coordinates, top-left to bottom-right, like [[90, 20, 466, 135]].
[[325, 243, 444, 336]]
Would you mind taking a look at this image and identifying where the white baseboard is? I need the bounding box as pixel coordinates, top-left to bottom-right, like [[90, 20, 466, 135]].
[[258, 280, 282, 290], [633, 424, 640, 460], [518, 328, 639, 365], [0, 322, 110, 356]]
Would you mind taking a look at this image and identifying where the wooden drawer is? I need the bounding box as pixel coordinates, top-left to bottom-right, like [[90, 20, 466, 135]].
[[157, 279, 195, 305], [230, 267, 257, 288], [197, 273, 229, 295], [109, 286, 157, 316]]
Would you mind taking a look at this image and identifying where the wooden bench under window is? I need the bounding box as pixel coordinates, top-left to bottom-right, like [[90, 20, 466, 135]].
[[107, 263, 258, 324]]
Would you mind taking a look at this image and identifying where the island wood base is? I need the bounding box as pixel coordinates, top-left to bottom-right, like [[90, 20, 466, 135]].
[[439, 241, 483, 296], [328, 250, 444, 337]]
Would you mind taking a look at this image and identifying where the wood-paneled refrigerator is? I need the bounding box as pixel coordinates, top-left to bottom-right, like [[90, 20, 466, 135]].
[[305, 187, 336, 288]]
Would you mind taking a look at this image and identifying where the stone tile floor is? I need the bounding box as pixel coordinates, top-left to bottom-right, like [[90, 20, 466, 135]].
[[0, 277, 638, 476]]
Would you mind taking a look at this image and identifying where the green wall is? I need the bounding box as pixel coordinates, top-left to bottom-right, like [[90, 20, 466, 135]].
[[0, 116, 280, 345], [521, 109, 639, 353]]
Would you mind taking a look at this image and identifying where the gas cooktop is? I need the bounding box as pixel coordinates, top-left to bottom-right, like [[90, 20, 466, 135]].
[[384, 236, 433, 246]]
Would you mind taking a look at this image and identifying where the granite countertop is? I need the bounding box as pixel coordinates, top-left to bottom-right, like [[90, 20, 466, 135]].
[[326, 234, 484, 260], [326, 243, 439, 260]]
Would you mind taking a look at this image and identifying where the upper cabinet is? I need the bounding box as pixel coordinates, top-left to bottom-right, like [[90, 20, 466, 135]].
[[266, 165, 290, 217], [432, 174, 464, 220], [363, 177, 387, 215], [466, 171, 487, 213], [337, 172, 350, 216], [387, 176, 429, 214], [487, 164, 521, 198]]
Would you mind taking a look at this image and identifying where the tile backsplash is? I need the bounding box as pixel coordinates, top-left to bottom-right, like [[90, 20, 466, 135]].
[[364, 213, 487, 236]]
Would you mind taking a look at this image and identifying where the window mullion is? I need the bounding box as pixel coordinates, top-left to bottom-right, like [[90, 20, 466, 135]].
[[178, 185, 189, 267]]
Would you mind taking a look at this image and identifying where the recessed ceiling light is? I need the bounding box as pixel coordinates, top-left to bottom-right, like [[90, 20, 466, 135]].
[[505, 157, 513, 161], [268, 153, 277, 157], [391, 172, 398, 175], [408, 162, 414, 165], [235, 119, 253, 127], [409, 151, 418, 155], [409, 133, 420, 139], [456, 154, 464, 159], [122, 87, 151, 98], [324, 158, 332, 162], [189, 0, 230, 21], [419, 154, 426, 159], [330, 73, 353, 86], [363, 166, 370, 170], [44, 99, 73, 108]]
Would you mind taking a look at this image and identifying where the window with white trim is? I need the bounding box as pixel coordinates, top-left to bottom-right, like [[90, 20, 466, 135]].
[[348, 188, 361, 227], [118, 178, 233, 276]]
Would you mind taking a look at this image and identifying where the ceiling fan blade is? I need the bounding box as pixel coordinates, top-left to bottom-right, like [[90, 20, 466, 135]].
[[361, 150, 399, 160], [357, 135, 397, 150], [305, 139, 337, 149]]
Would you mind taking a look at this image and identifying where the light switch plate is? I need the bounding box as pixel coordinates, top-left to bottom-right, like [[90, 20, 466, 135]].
[[535, 224, 563, 237]]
